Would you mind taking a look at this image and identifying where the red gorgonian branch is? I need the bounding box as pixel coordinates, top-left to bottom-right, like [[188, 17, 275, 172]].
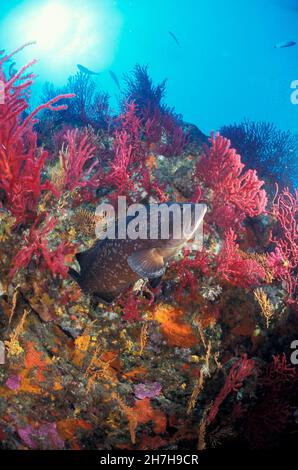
[[196, 132, 267, 231], [9, 215, 73, 279], [267, 186, 298, 303], [59, 128, 101, 191], [0, 43, 75, 224], [207, 354, 255, 424], [216, 229, 266, 288]]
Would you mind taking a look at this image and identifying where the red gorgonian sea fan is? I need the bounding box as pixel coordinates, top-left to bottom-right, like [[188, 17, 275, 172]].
[[104, 129, 137, 202], [216, 229, 266, 288], [102, 103, 143, 203], [169, 248, 211, 301], [207, 354, 255, 425], [0, 43, 74, 224], [267, 187, 298, 303], [246, 354, 296, 448], [103, 102, 168, 204], [59, 128, 101, 192], [9, 215, 73, 279], [196, 132, 267, 231]]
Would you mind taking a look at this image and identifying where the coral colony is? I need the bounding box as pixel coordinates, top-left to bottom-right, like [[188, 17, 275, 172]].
[[0, 43, 297, 450]]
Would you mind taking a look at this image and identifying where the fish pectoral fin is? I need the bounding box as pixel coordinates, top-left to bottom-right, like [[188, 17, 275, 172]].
[[128, 249, 165, 279]]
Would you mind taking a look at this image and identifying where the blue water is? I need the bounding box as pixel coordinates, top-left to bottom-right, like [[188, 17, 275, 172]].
[[1, 0, 298, 134]]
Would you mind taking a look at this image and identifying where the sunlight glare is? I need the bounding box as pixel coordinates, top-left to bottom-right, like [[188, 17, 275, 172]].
[[0, 0, 123, 81]]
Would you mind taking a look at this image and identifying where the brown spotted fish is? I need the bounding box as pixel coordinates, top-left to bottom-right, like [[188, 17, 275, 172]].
[[69, 202, 207, 303]]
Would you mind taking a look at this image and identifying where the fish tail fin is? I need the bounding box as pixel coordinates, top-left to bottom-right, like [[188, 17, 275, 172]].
[[68, 267, 82, 286]]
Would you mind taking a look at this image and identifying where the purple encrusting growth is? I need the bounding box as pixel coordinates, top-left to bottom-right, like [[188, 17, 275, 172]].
[[38, 423, 65, 448], [5, 375, 21, 391], [134, 382, 162, 399], [17, 422, 64, 449], [17, 425, 37, 449]]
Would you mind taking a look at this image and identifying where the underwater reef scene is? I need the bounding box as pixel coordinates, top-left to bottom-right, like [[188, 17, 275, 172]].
[[0, 43, 297, 451]]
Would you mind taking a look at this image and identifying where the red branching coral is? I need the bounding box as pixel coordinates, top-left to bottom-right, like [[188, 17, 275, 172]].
[[169, 248, 211, 301], [102, 103, 143, 202], [216, 229, 266, 288], [207, 354, 255, 424], [268, 187, 298, 303], [9, 215, 72, 279], [118, 285, 156, 322], [246, 354, 296, 447], [140, 167, 168, 203], [60, 128, 100, 191], [104, 102, 167, 203], [262, 353, 296, 389], [196, 132, 267, 231], [119, 289, 142, 322], [121, 290, 143, 322], [122, 65, 188, 158], [170, 229, 266, 299], [118, 102, 142, 157], [0, 44, 74, 224], [104, 129, 137, 202], [144, 110, 188, 157]]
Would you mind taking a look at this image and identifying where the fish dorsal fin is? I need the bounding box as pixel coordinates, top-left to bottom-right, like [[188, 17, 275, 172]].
[[128, 249, 165, 279]]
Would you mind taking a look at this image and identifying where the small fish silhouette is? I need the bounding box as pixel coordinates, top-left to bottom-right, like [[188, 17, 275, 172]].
[[77, 64, 100, 75], [168, 30, 180, 47], [109, 70, 121, 90], [274, 40, 296, 48], [69, 203, 207, 303]]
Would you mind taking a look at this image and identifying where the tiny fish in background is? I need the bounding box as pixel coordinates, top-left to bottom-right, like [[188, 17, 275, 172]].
[[168, 30, 180, 47], [77, 64, 100, 75], [274, 40, 296, 48], [109, 70, 121, 90]]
